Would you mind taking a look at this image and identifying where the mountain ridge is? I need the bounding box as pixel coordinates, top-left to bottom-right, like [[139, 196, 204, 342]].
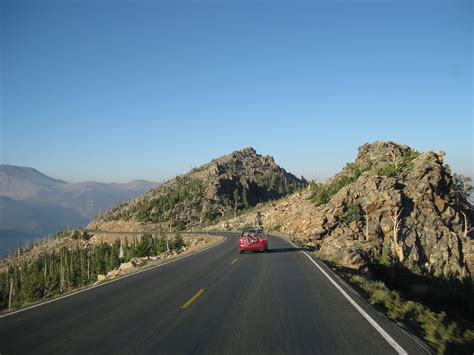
[[89, 147, 305, 231], [0, 164, 158, 201], [0, 165, 159, 255]]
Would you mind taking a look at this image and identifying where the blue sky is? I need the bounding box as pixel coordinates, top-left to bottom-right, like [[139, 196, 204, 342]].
[[1, 0, 472, 183]]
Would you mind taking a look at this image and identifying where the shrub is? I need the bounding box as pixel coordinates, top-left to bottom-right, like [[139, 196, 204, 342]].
[[376, 164, 397, 177], [309, 175, 356, 207], [81, 231, 92, 240], [401, 150, 421, 168], [172, 232, 185, 250], [339, 203, 363, 224], [71, 230, 81, 240], [350, 274, 474, 354]]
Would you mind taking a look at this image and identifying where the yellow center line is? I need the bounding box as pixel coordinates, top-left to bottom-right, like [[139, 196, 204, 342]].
[[231, 258, 238, 265], [181, 289, 205, 309]]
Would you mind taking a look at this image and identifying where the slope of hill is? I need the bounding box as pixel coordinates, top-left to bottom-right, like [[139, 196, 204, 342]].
[[211, 142, 473, 281], [89, 147, 305, 231], [0, 165, 159, 255]]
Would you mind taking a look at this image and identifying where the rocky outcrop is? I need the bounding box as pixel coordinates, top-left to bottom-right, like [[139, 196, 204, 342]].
[[89, 148, 305, 231], [213, 142, 473, 280]]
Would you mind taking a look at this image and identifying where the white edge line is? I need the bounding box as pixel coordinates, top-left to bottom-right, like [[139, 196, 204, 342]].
[[282, 237, 408, 355], [0, 236, 227, 319]]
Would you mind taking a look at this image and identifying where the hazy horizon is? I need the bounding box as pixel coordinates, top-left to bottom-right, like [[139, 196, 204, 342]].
[[1, 140, 472, 185], [2, 0, 472, 183]]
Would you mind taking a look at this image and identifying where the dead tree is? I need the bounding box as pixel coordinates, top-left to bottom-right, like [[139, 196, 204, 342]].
[[119, 240, 124, 260], [390, 207, 404, 262], [216, 207, 225, 217], [199, 203, 208, 224], [8, 276, 13, 310], [460, 211, 469, 238], [60, 250, 65, 293], [390, 151, 402, 169], [364, 207, 369, 242]]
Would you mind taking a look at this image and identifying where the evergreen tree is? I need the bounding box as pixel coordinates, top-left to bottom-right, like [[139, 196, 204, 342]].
[[122, 238, 131, 262], [109, 241, 121, 269], [172, 232, 185, 250], [136, 234, 154, 258]]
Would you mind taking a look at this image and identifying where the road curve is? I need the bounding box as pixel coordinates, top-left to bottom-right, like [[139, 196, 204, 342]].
[[0, 232, 428, 354]]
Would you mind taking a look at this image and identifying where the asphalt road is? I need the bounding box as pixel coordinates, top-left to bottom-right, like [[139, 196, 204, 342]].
[[0, 232, 429, 354]]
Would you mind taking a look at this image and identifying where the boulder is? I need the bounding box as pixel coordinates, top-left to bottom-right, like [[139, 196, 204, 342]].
[[106, 269, 119, 278], [119, 261, 134, 270], [130, 257, 147, 267]]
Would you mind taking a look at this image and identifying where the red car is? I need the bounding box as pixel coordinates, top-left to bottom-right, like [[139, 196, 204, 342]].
[[239, 229, 268, 253]]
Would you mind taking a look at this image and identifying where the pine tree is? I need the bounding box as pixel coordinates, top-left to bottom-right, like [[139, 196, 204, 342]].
[[173, 232, 185, 250], [136, 234, 154, 258], [109, 241, 120, 269]]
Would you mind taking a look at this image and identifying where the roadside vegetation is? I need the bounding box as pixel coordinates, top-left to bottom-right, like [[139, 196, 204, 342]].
[[349, 273, 474, 354], [0, 231, 186, 312], [316, 246, 473, 355]]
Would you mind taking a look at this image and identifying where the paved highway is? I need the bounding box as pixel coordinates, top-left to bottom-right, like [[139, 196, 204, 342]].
[[0, 232, 429, 354]]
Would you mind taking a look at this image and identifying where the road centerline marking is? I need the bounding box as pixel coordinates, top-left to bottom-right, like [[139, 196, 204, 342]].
[[0, 236, 227, 319], [181, 289, 205, 309], [231, 258, 238, 264]]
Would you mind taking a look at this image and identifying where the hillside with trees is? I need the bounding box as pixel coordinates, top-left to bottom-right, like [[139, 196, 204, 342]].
[[0, 230, 196, 311], [89, 147, 306, 231]]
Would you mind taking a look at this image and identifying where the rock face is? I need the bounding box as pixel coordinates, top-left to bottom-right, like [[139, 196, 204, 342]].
[[316, 151, 470, 278], [89, 148, 305, 231], [214, 142, 473, 280]]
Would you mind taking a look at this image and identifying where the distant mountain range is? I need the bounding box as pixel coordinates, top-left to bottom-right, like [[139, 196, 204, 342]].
[[0, 165, 159, 256]]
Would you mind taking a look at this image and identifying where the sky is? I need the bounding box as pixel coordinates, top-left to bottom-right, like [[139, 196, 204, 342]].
[[1, 0, 472, 183]]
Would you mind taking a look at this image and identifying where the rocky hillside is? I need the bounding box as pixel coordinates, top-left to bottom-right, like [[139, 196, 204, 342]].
[[212, 141, 473, 280], [89, 148, 305, 231]]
